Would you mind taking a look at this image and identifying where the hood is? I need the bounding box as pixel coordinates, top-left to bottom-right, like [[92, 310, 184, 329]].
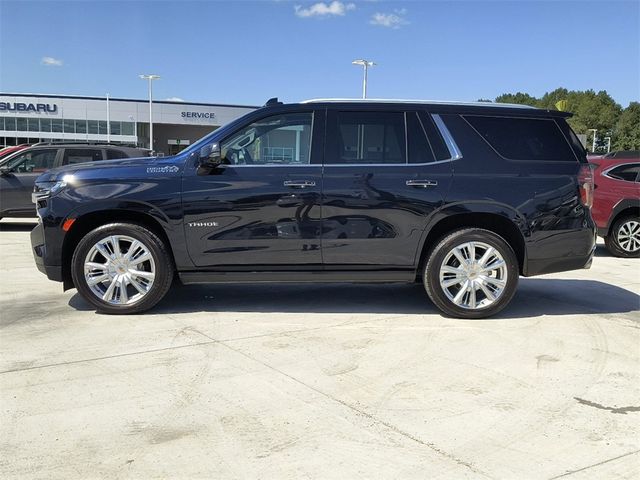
[[36, 155, 184, 182]]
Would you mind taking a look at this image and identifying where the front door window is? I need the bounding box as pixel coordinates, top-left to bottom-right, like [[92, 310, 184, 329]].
[[220, 113, 313, 166]]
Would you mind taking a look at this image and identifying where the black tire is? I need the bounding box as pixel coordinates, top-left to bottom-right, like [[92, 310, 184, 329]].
[[604, 215, 640, 258], [424, 228, 519, 319], [71, 223, 174, 314]]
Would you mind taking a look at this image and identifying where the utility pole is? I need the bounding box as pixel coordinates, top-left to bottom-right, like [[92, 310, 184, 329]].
[[588, 128, 597, 153], [106, 93, 111, 143]]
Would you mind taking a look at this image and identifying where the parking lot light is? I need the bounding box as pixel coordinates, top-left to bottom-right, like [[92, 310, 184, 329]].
[[352, 59, 376, 99], [139, 74, 161, 153]]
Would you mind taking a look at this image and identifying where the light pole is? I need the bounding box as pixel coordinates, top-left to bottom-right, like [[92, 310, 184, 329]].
[[139, 74, 160, 152], [352, 59, 376, 99], [605, 136, 611, 153], [588, 128, 597, 153], [105, 93, 110, 143]]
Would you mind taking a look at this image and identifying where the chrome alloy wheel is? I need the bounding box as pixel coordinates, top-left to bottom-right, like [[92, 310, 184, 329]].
[[617, 220, 640, 253], [84, 235, 156, 305], [439, 241, 508, 310]]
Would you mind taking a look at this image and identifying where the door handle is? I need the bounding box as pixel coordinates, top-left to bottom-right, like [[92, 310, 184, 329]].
[[284, 180, 316, 188], [406, 179, 438, 188]]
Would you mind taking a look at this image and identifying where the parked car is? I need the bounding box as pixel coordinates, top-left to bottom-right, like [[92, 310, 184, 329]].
[[590, 157, 640, 257], [30, 99, 596, 318], [0, 144, 30, 161], [602, 150, 640, 159], [0, 143, 149, 218]]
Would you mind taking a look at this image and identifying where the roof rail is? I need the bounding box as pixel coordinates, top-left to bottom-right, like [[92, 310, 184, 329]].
[[30, 141, 148, 148], [300, 98, 538, 109]]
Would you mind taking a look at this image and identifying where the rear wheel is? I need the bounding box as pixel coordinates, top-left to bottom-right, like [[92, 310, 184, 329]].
[[424, 228, 519, 319], [71, 223, 174, 314], [605, 215, 640, 258]]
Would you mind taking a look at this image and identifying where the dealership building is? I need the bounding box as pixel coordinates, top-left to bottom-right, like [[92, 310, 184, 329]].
[[0, 93, 258, 156]]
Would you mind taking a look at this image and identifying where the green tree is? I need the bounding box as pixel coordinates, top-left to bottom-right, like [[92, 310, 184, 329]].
[[613, 102, 640, 150], [495, 92, 538, 107]]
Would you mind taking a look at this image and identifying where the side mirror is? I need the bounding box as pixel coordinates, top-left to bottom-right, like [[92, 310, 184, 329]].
[[0, 167, 13, 177], [199, 143, 222, 168]]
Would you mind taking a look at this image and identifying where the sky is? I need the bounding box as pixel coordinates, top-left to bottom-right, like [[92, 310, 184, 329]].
[[0, 0, 638, 107]]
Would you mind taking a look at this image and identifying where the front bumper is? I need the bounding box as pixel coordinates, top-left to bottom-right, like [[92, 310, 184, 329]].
[[30, 220, 63, 282]]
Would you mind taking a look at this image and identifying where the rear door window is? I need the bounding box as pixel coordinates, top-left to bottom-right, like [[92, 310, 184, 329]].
[[106, 149, 126, 160], [327, 111, 405, 165], [464, 116, 576, 161], [63, 148, 104, 165]]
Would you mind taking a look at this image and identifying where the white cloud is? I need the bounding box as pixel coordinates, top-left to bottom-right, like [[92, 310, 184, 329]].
[[165, 97, 185, 102], [370, 9, 408, 29], [294, 1, 355, 18], [41, 56, 63, 67]]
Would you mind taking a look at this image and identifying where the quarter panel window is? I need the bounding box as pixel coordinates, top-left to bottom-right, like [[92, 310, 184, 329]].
[[221, 112, 313, 165], [607, 163, 640, 182], [465, 115, 576, 161], [328, 111, 406, 165]]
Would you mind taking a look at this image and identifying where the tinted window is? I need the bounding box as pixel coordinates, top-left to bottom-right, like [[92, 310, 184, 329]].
[[6, 149, 57, 173], [28, 118, 39, 132], [5, 117, 16, 131], [16, 118, 27, 131], [407, 113, 435, 164], [110, 121, 121, 135], [329, 111, 405, 165], [106, 149, 126, 160], [51, 119, 63, 133], [465, 116, 576, 161], [221, 112, 313, 165], [75, 120, 87, 134], [40, 118, 52, 132], [419, 112, 451, 161], [607, 163, 640, 182], [121, 122, 135, 136], [63, 148, 103, 165], [63, 119, 75, 133]]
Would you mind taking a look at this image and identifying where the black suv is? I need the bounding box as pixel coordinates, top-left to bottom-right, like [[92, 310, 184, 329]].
[[30, 99, 596, 318], [0, 143, 149, 218]]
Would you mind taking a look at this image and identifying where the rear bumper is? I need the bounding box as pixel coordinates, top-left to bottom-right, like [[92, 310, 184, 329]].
[[523, 227, 596, 277]]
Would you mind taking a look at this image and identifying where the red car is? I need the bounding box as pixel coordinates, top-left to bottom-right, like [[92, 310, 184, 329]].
[[0, 144, 30, 162], [590, 157, 640, 257]]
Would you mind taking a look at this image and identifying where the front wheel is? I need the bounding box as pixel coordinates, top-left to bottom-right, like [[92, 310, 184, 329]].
[[424, 228, 519, 319], [71, 223, 174, 314], [604, 216, 640, 258]]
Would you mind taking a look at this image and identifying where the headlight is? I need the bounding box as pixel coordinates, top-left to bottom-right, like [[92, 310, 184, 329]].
[[32, 174, 74, 204]]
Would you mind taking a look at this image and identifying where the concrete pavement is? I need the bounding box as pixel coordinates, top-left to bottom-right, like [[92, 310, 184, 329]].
[[1, 218, 638, 479]]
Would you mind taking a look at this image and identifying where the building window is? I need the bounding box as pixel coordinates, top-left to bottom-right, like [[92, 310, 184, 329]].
[[63, 119, 75, 133], [51, 119, 63, 133], [121, 122, 134, 136], [98, 121, 108, 134], [0, 118, 4, 130], [75, 120, 87, 134], [88, 120, 99, 134], [40, 118, 52, 132], [16, 118, 28, 131], [110, 121, 121, 135], [28, 118, 40, 132]]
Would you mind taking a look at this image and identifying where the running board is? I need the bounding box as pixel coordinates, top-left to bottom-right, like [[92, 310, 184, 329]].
[[179, 270, 415, 284]]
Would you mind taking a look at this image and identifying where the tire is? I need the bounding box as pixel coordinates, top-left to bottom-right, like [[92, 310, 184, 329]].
[[71, 223, 174, 314], [424, 228, 519, 319], [604, 215, 640, 258]]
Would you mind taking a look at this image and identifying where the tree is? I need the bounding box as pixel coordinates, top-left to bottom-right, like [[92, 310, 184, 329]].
[[613, 102, 640, 150], [495, 92, 538, 107]]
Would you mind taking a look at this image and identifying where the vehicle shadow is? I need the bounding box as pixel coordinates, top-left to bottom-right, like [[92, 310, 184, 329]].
[[0, 220, 37, 232], [69, 278, 639, 318]]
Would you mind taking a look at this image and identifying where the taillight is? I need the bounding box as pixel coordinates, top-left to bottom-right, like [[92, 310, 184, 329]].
[[578, 164, 594, 208]]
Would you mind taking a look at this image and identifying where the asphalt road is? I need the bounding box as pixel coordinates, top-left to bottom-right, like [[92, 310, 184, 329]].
[[1, 218, 638, 479]]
